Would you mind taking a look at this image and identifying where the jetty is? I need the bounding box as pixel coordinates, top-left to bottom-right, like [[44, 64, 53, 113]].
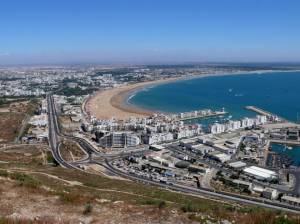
[[246, 106, 275, 117], [245, 106, 287, 122]]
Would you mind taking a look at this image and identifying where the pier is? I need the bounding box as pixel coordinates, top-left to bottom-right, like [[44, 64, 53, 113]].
[[269, 139, 300, 146], [246, 106, 275, 117], [246, 106, 287, 122]]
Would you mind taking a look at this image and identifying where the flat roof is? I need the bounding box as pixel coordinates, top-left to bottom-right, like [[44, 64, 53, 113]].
[[232, 179, 251, 185], [180, 139, 195, 144], [150, 144, 165, 150], [229, 161, 247, 168], [282, 195, 300, 203], [191, 144, 206, 149], [243, 166, 277, 179], [215, 153, 231, 159]]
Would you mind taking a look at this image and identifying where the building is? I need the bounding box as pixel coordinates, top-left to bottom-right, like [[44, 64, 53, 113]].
[[281, 195, 300, 207], [148, 156, 175, 167], [188, 164, 209, 174], [191, 144, 214, 155], [262, 188, 278, 200], [149, 144, 165, 151], [145, 132, 174, 144], [210, 123, 226, 134], [208, 151, 231, 163], [256, 115, 267, 125], [98, 132, 140, 148], [232, 179, 252, 189], [228, 161, 247, 169], [243, 166, 278, 181], [227, 120, 241, 130], [28, 114, 48, 127]]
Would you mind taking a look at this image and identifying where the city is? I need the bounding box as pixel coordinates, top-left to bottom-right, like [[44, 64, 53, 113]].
[[1, 1, 300, 223], [1, 64, 300, 223]]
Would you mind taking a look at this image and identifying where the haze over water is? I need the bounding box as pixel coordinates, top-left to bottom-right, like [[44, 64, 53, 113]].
[[129, 71, 300, 122]]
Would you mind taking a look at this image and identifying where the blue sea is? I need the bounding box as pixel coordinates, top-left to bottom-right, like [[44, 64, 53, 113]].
[[271, 144, 300, 166], [129, 71, 300, 123]]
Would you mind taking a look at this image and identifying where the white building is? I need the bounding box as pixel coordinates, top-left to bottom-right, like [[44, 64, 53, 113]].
[[210, 123, 226, 134], [262, 188, 278, 200], [146, 132, 174, 144], [256, 115, 267, 125], [208, 151, 231, 163], [227, 120, 241, 131], [243, 166, 277, 181], [99, 132, 140, 148], [281, 195, 300, 207]]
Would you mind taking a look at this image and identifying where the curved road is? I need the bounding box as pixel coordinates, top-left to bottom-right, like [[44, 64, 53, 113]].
[[46, 94, 300, 214]]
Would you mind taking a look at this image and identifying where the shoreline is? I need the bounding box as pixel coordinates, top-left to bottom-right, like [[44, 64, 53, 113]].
[[85, 77, 180, 120], [85, 69, 300, 120]]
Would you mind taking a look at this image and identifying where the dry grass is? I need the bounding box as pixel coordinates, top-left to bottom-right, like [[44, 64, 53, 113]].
[[58, 115, 80, 133], [0, 146, 300, 223], [0, 174, 192, 224], [0, 145, 46, 165], [0, 99, 40, 143], [59, 140, 86, 162], [0, 113, 24, 143], [0, 166, 299, 223]]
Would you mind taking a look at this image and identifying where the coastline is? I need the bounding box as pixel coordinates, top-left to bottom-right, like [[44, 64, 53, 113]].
[[85, 69, 300, 120], [85, 77, 180, 120]]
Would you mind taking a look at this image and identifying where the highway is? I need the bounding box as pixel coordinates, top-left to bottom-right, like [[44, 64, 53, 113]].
[[46, 94, 300, 214], [47, 94, 78, 169], [101, 159, 300, 214]]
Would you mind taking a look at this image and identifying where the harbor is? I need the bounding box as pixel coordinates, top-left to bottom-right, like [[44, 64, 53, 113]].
[[270, 139, 300, 146], [245, 105, 286, 122]]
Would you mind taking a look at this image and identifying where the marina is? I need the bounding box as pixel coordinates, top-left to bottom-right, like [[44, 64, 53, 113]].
[[246, 106, 285, 122], [270, 139, 300, 146], [269, 143, 300, 167]]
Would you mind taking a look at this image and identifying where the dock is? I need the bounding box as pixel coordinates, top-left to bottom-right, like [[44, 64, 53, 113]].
[[246, 106, 274, 117], [269, 139, 300, 146], [245, 106, 287, 122]]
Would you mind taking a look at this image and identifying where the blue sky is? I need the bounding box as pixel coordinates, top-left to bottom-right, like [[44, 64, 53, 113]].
[[0, 0, 299, 65]]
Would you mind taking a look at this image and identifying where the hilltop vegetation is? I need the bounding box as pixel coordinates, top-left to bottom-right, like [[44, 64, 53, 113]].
[[0, 145, 300, 223]]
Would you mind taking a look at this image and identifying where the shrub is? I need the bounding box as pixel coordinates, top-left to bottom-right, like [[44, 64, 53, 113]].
[[83, 203, 93, 215], [181, 201, 199, 213], [9, 172, 41, 188], [0, 170, 8, 178], [58, 191, 83, 204], [47, 152, 59, 166], [275, 216, 294, 224], [158, 200, 166, 210]]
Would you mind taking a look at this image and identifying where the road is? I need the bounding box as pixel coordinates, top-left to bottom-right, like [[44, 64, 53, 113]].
[[101, 159, 300, 213], [47, 94, 78, 169], [166, 142, 300, 195], [46, 94, 300, 214]]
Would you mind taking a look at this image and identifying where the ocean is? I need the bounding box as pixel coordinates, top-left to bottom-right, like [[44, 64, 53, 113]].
[[128, 71, 300, 123]]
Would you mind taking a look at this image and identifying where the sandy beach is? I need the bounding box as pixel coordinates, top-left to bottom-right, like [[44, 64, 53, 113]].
[[85, 70, 298, 121], [85, 77, 180, 120]]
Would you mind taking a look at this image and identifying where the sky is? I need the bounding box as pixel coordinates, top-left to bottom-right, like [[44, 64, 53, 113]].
[[0, 0, 300, 65]]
